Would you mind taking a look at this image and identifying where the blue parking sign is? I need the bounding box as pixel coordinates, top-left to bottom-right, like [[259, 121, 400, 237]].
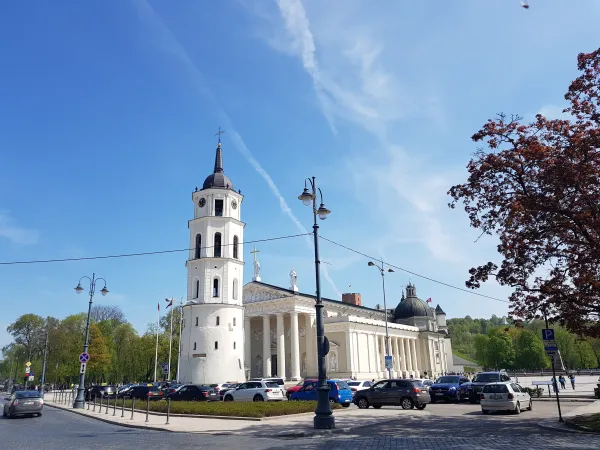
[[542, 329, 555, 341]]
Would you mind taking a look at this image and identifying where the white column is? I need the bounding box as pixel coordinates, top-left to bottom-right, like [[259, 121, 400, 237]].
[[400, 337, 407, 375], [405, 338, 413, 376], [366, 333, 372, 374], [304, 314, 316, 376], [290, 312, 300, 380], [276, 314, 286, 379], [244, 317, 251, 378], [411, 339, 420, 378], [374, 334, 381, 376], [345, 331, 354, 376], [395, 338, 402, 375], [262, 315, 271, 377]]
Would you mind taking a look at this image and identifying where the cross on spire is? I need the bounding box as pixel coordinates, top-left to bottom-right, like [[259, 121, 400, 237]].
[[250, 246, 260, 262], [215, 126, 226, 144]]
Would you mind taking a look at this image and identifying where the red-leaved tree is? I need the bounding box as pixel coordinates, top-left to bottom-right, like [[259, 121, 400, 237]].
[[448, 48, 600, 338]]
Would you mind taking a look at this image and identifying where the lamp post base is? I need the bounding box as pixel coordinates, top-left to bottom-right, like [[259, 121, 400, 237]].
[[314, 414, 335, 429], [73, 399, 85, 409]]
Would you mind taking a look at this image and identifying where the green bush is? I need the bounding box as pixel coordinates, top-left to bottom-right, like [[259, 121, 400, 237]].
[[117, 399, 340, 418]]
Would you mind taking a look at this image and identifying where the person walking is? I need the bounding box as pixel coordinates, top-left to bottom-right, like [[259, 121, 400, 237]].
[[569, 374, 576, 390], [551, 376, 558, 394], [558, 375, 566, 389]]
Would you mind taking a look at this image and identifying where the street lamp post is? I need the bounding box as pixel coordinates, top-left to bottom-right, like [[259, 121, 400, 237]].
[[298, 176, 334, 430], [39, 318, 51, 396], [72, 273, 109, 409], [368, 261, 394, 379]]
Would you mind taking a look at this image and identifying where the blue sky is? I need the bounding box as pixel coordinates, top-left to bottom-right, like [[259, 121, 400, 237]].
[[2, 0, 599, 353]]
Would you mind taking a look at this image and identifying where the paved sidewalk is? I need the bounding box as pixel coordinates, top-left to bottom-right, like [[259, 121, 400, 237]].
[[43, 395, 429, 436], [537, 400, 600, 433]]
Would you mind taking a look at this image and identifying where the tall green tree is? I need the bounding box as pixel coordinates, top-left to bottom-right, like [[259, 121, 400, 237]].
[[7, 314, 46, 362], [515, 330, 548, 369]]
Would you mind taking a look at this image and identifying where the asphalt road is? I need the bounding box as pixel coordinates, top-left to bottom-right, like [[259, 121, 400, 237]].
[[1, 397, 599, 450]]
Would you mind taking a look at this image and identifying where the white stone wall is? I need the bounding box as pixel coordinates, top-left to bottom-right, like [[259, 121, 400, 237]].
[[180, 303, 245, 384]]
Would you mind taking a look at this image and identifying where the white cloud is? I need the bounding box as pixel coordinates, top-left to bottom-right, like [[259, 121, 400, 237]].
[[538, 104, 570, 120], [0, 211, 39, 245], [272, 1, 462, 264], [131, 0, 342, 298]]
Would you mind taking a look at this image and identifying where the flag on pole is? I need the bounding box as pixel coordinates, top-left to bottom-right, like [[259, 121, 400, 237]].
[[165, 298, 173, 308], [426, 297, 432, 303]]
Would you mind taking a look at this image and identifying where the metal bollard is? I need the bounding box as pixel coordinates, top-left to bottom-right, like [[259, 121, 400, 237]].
[[53, 390, 56, 402], [145, 397, 150, 423], [113, 396, 117, 416], [130, 397, 135, 420], [93, 396, 96, 412], [87, 397, 90, 410], [121, 396, 125, 418], [105, 396, 109, 414], [165, 398, 171, 425]]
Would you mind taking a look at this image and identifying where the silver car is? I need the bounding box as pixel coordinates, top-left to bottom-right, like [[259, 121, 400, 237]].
[[3, 390, 44, 418]]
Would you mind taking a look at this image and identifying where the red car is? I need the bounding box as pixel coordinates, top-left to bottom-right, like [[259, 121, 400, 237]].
[[286, 379, 317, 399]]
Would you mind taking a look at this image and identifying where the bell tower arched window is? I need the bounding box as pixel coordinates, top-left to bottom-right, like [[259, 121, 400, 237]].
[[214, 233, 222, 258], [195, 280, 200, 299], [213, 278, 219, 297], [233, 235, 239, 259], [195, 234, 202, 259]]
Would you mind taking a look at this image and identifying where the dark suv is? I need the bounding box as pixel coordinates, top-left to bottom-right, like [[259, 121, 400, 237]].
[[353, 379, 430, 410], [465, 371, 511, 403], [85, 385, 117, 401]]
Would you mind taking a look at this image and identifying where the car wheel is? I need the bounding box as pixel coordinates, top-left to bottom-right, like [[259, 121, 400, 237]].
[[253, 395, 264, 402], [454, 392, 461, 403], [224, 395, 233, 402], [430, 397, 436, 404], [37, 412, 42, 417], [357, 397, 369, 409], [341, 403, 350, 408], [191, 397, 198, 402], [416, 403, 427, 410], [528, 400, 533, 411], [401, 397, 414, 410], [373, 405, 382, 409], [482, 409, 489, 415], [513, 402, 521, 415]]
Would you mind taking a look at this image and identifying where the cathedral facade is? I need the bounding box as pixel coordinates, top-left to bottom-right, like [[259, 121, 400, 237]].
[[178, 139, 453, 385]]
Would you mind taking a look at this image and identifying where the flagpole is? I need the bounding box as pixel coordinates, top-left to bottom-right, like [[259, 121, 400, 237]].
[[176, 296, 183, 383], [154, 302, 160, 383], [167, 297, 174, 381]]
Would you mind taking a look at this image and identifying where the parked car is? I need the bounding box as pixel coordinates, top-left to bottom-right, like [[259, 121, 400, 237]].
[[465, 371, 511, 403], [3, 390, 44, 418], [480, 382, 532, 415], [249, 378, 286, 396], [123, 384, 165, 401], [218, 383, 239, 401], [346, 380, 374, 396], [167, 384, 218, 402], [223, 381, 284, 402], [286, 379, 317, 400], [353, 379, 430, 410], [289, 380, 352, 407], [85, 385, 117, 401], [429, 375, 471, 403]]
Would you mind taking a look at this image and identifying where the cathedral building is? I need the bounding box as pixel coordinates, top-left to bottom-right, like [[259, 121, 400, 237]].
[[178, 140, 453, 384]]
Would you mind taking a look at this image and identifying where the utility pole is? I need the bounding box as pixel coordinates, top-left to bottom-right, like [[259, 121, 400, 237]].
[[544, 311, 563, 422], [40, 318, 50, 395]]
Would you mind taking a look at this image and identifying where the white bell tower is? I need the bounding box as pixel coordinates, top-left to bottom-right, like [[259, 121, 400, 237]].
[[180, 136, 246, 384]]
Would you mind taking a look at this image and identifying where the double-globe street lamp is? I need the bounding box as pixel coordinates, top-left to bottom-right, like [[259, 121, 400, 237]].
[[368, 261, 394, 379], [298, 177, 334, 430], [72, 273, 109, 409]]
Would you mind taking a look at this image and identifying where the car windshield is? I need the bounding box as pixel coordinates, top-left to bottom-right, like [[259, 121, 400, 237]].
[[335, 381, 350, 390], [16, 391, 41, 398], [347, 382, 361, 386], [265, 382, 279, 388], [436, 376, 460, 384], [473, 373, 500, 383], [483, 384, 509, 393], [148, 386, 161, 392], [411, 380, 424, 387]]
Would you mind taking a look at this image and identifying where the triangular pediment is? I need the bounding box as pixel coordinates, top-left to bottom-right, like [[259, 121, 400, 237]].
[[243, 281, 295, 304]]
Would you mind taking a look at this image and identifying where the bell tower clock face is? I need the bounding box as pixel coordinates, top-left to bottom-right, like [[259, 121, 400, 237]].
[[231, 200, 238, 210], [198, 198, 206, 208]]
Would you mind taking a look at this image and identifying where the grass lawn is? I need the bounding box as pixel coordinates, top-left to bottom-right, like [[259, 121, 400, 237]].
[[116, 399, 341, 418], [566, 413, 600, 432]]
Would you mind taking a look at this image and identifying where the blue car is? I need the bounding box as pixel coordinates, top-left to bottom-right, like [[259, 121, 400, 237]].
[[289, 379, 352, 407], [429, 375, 471, 403]]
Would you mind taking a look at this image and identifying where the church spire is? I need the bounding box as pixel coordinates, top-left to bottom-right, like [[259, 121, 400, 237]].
[[214, 142, 224, 173]]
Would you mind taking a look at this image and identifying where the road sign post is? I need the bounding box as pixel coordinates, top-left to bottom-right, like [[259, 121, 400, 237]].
[[384, 355, 393, 370], [542, 329, 555, 341], [79, 352, 90, 364], [80, 363, 87, 375], [542, 316, 563, 422]]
